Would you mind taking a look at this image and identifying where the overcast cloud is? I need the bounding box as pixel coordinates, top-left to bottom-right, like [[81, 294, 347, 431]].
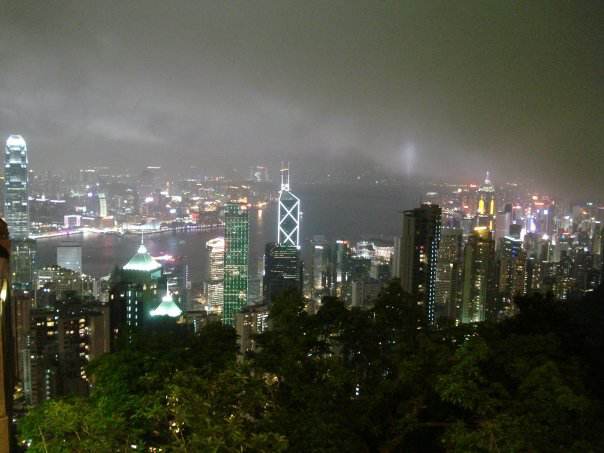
[[1, 1, 602, 195]]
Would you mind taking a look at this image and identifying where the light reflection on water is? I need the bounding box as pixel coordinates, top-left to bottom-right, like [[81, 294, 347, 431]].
[[35, 184, 418, 282]]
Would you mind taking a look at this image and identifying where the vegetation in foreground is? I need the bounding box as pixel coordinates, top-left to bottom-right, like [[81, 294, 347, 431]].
[[18, 283, 604, 452]]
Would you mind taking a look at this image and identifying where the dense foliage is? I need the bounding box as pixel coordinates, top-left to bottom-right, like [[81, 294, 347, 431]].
[[19, 283, 604, 452]]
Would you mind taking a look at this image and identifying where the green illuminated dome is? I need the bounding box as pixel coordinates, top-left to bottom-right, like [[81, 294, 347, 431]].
[[123, 243, 161, 272], [151, 286, 182, 318]]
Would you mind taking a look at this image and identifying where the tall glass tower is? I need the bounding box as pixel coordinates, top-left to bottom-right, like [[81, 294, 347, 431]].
[[4, 135, 29, 240], [399, 203, 441, 325], [223, 204, 249, 326], [277, 164, 300, 247]]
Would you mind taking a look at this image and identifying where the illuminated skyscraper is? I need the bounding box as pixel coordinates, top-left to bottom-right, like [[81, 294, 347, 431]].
[[435, 228, 463, 323], [461, 228, 496, 323], [399, 204, 441, 325], [4, 135, 29, 240], [109, 238, 163, 345], [205, 237, 224, 308], [277, 164, 300, 247], [475, 172, 495, 231], [223, 204, 249, 326]]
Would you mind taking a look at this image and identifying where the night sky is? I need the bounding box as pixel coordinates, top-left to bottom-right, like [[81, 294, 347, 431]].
[[1, 1, 602, 195]]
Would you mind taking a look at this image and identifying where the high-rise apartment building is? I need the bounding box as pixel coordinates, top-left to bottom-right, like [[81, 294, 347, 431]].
[[223, 204, 249, 326], [57, 241, 82, 274], [277, 165, 300, 247], [461, 227, 496, 323], [4, 135, 29, 240], [399, 204, 442, 325]]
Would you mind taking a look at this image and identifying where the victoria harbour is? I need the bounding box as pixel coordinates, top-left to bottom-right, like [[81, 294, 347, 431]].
[[35, 183, 419, 279]]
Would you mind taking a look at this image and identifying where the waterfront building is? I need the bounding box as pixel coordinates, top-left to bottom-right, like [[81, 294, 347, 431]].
[[4, 135, 29, 240], [277, 165, 300, 247]]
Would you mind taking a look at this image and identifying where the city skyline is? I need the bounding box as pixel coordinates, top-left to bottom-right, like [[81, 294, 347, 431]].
[[1, 3, 604, 450]]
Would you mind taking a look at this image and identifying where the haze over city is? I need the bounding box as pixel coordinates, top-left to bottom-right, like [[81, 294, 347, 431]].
[[1, 1, 603, 196], [2, 2, 604, 452]]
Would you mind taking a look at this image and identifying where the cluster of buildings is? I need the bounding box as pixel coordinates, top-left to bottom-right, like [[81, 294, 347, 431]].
[[1, 134, 603, 450], [393, 174, 604, 325]]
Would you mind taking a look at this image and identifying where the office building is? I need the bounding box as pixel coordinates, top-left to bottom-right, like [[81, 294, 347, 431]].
[[398, 203, 442, 325], [57, 241, 82, 274], [223, 204, 249, 326], [4, 135, 29, 240], [461, 227, 496, 323], [277, 165, 300, 247], [263, 242, 302, 304], [475, 172, 496, 231], [10, 238, 36, 291], [434, 228, 463, 323], [109, 239, 163, 343], [205, 237, 224, 308]]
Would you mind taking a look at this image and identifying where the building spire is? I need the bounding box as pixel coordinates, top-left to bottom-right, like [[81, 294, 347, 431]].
[[280, 162, 290, 192]]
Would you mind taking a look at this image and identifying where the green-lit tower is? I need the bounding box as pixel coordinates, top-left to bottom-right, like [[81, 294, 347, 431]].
[[109, 237, 163, 346], [223, 203, 249, 325]]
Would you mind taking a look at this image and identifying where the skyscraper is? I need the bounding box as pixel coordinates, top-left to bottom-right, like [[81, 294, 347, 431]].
[[57, 241, 82, 274], [223, 203, 249, 326], [205, 237, 224, 308], [4, 135, 29, 240], [277, 164, 300, 247], [109, 238, 163, 345], [10, 239, 36, 290], [263, 242, 302, 304], [496, 235, 527, 320], [461, 227, 496, 323], [398, 203, 442, 325], [475, 172, 496, 231], [434, 228, 463, 323]]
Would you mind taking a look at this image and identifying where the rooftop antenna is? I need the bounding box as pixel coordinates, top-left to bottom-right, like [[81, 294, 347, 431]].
[[280, 162, 290, 191]]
